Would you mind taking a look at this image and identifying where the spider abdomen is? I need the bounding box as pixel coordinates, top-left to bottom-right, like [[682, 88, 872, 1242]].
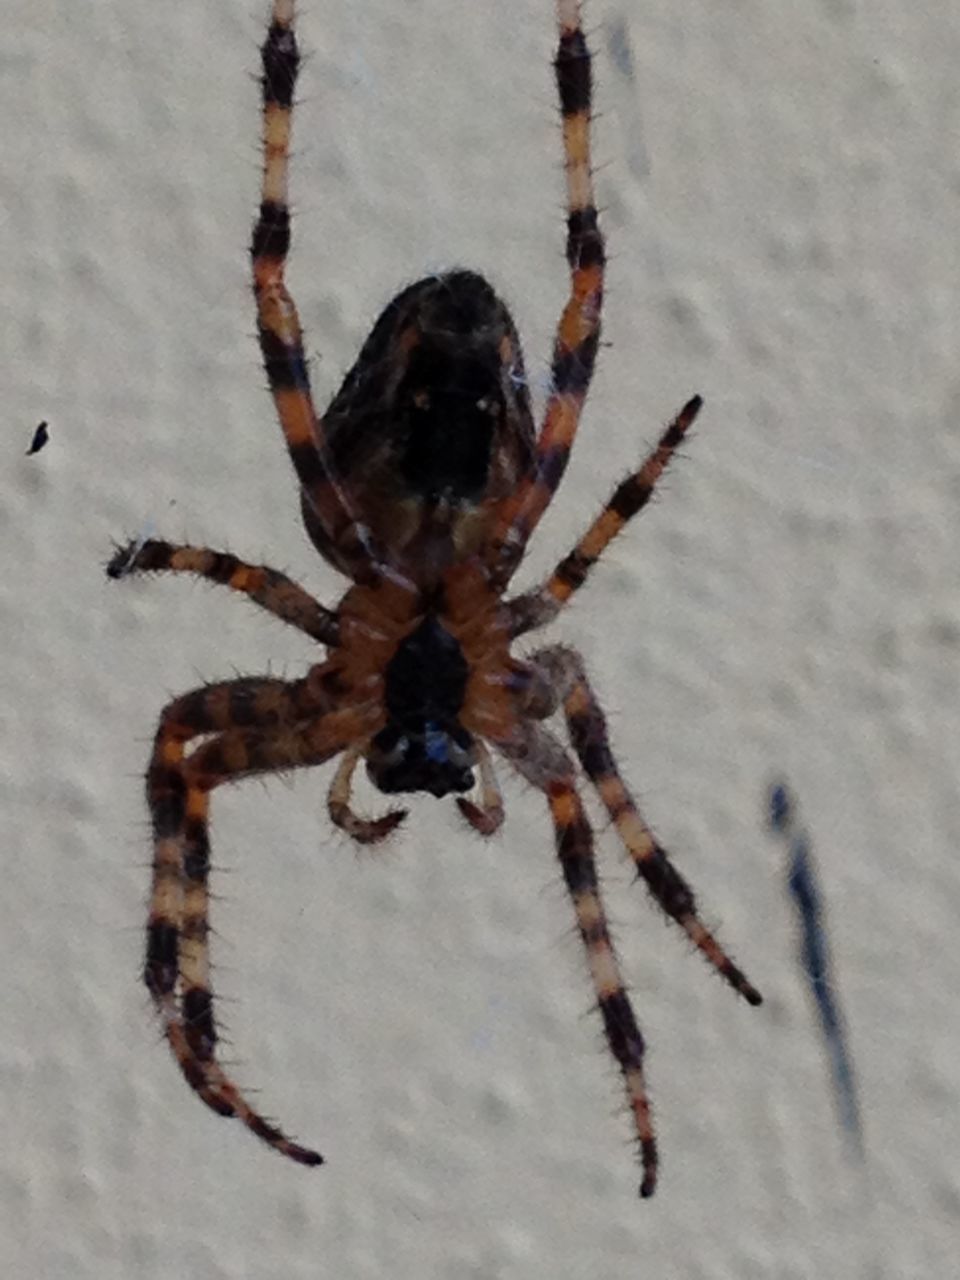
[[302, 271, 537, 575], [396, 347, 500, 502]]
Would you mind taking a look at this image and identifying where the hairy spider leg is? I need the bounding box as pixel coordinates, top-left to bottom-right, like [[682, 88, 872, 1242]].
[[146, 676, 366, 1164], [487, 0, 605, 586], [506, 396, 703, 637], [497, 721, 658, 1198], [107, 538, 339, 645], [252, 1, 399, 580], [531, 645, 762, 1005]]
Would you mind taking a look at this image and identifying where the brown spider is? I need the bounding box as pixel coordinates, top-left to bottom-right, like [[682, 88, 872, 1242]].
[[109, 0, 761, 1198]]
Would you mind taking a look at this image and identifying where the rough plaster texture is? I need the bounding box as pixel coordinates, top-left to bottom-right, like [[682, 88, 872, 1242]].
[[3, 1, 959, 1276]]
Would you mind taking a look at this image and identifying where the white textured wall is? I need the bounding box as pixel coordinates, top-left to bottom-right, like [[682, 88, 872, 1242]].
[[2, 1, 958, 1276]]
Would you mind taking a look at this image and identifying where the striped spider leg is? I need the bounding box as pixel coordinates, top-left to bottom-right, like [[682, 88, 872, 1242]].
[[485, 0, 606, 591], [144, 676, 375, 1165], [106, 539, 339, 645], [492, 404, 762, 1197]]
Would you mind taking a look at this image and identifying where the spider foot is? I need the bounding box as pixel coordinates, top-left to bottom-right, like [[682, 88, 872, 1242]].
[[106, 529, 161, 579], [639, 1138, 657, 1199], [675, 908, 763, 1006], [167, 1021, 323, 1167], [105, 538, 142, 579], [246, 1116, 324, 1167]]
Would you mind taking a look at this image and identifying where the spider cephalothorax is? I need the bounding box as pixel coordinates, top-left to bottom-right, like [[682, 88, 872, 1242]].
[[110, 0, 761, 1199]]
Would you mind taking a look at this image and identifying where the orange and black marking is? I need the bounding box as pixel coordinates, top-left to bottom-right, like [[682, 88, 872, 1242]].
[[110, 0, 761, 1197], [252, 1, 381, 575], [541, 646, 762, 1007], [486, 0, 605, 585], [144, 678, 376, 1165], [107, 538, 339, 644], [547, 396, 701, 609], [508, 395, 703, 637], [547, 777, 658, 1197]]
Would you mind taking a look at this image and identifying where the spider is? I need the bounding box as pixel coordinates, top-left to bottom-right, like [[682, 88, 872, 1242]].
[[109, 0, 761, 1198]]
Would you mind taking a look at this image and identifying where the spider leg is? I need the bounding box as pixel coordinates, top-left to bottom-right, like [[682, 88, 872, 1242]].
[[252, 2, 395, 579], [497, 721, 658, 1197], [529, 645, 762, 1006], [327, 744, 407, 844], [506, 396, 702, 638], [146, 675, 369, 1165], [107, 538, 339, 645], [455, 741, 505, 836], [486, 0, 604, 587]]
